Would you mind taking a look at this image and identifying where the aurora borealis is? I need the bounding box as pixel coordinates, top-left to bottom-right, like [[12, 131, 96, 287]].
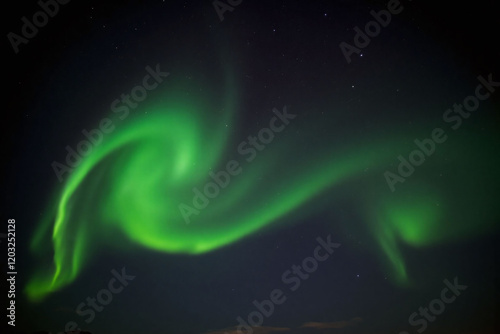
[[25, 81, 499, 301], [5, 1, 499, 333]]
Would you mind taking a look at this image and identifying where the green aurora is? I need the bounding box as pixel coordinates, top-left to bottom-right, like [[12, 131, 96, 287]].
[[25, 76, 499, 302]]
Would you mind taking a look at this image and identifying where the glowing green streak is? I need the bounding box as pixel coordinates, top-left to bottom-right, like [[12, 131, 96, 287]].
[[25, 81, 499, 301]]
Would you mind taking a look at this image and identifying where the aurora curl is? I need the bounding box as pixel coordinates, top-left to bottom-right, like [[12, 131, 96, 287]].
[[26, 73, 499, 302]]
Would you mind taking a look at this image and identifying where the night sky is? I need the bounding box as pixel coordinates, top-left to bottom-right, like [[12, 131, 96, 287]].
[[3, 1, 499, 334]]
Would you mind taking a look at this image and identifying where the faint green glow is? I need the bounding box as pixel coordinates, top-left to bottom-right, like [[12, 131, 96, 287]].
[[25, 77, 499, 301]]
